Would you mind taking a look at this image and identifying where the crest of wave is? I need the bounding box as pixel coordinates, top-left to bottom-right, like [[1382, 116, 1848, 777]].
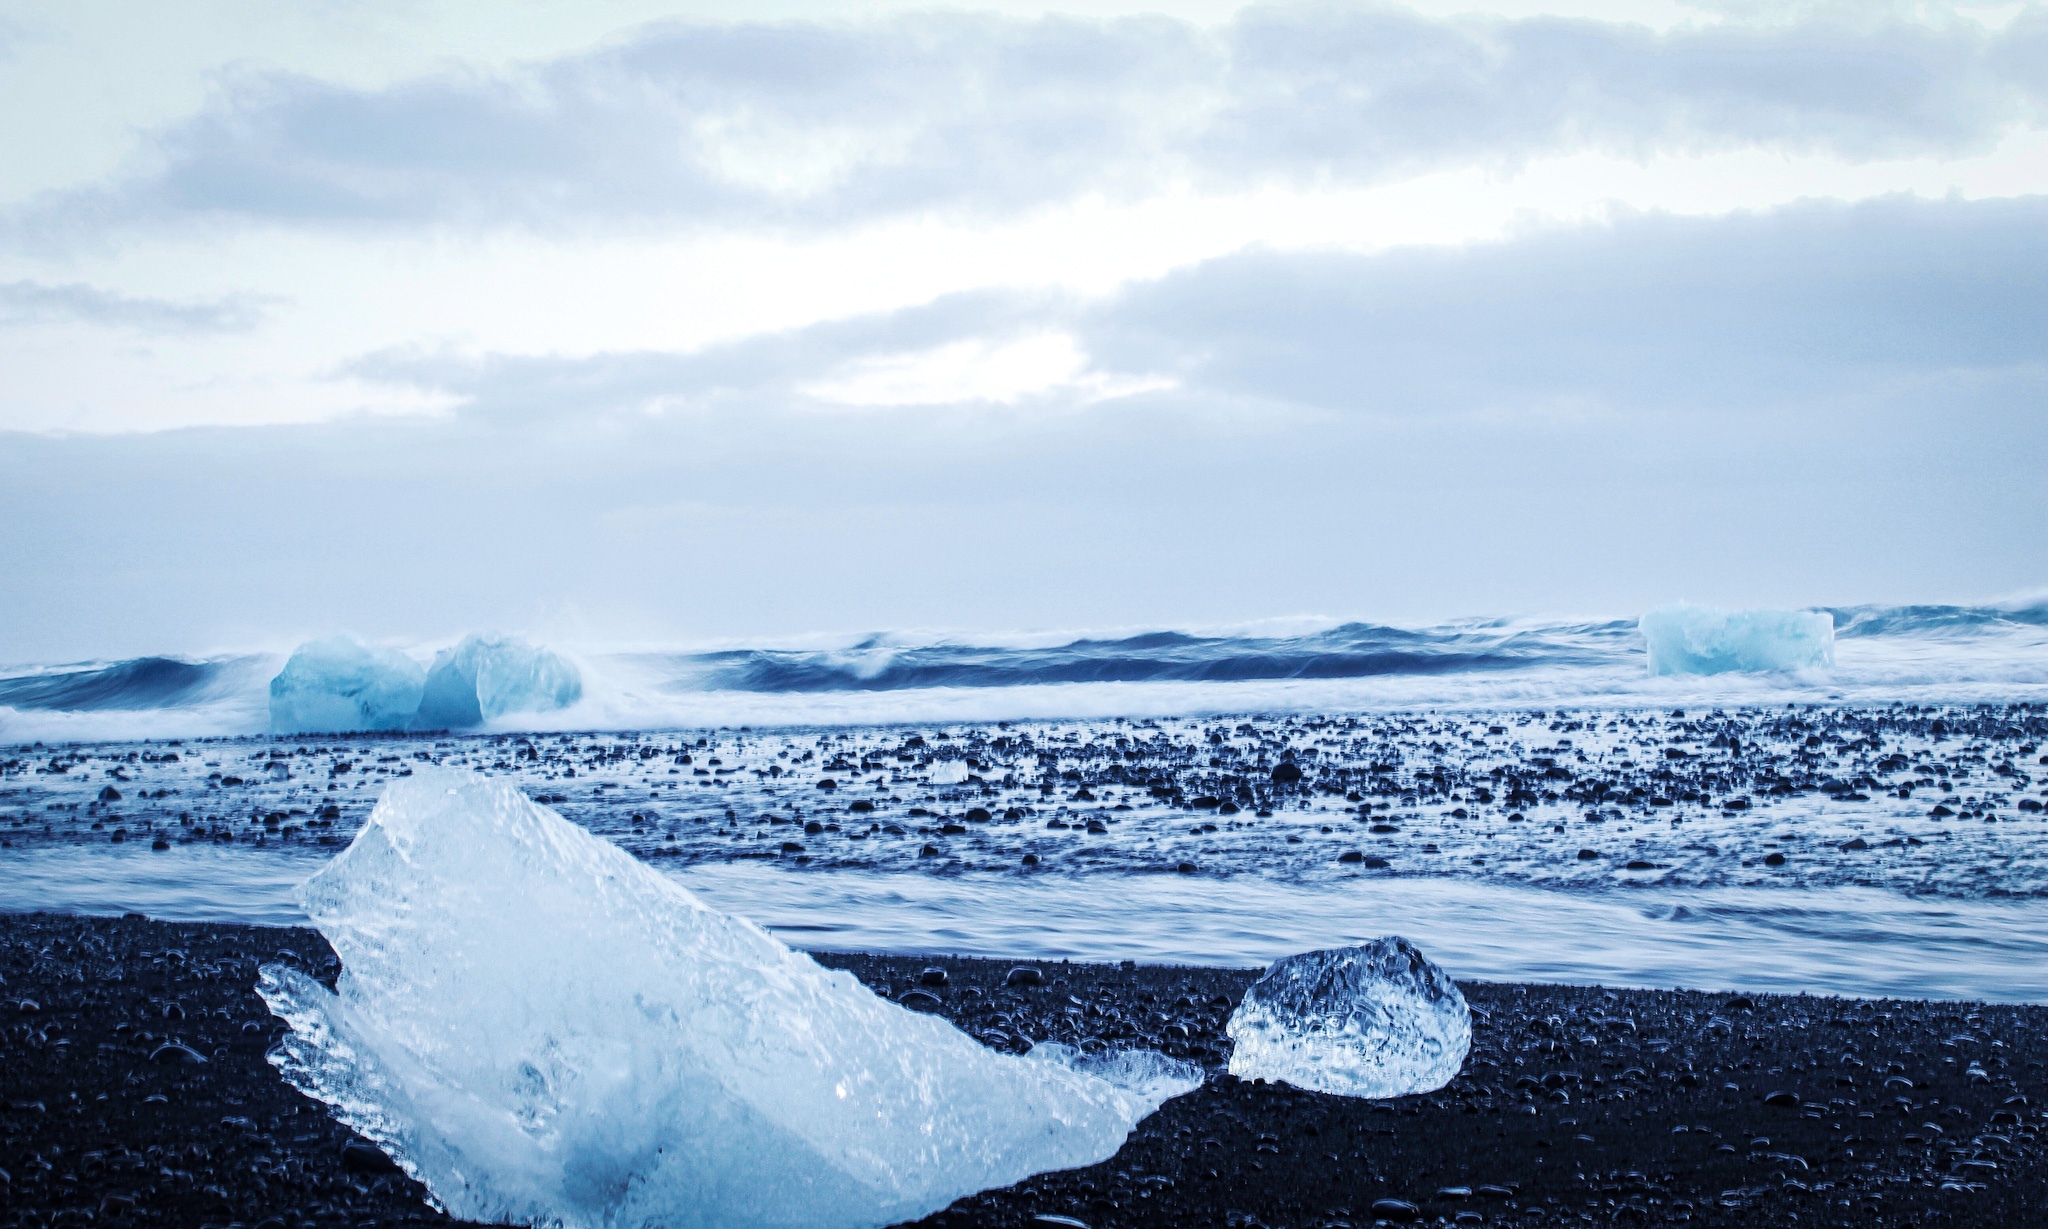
[[256, 771, 1197, 1229]]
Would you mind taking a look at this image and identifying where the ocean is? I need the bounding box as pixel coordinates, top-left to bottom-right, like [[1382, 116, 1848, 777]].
[[3, 598, 2045, 1003]]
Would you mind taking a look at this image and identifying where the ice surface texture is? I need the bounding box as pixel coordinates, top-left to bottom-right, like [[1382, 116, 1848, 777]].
[[1226, 937, 1470, 1098], [415, 633, 582, 727], [256, 772, 1199, 1229], [1639, 603, 1835, 675], [268, 633, 580, 732], [268, 636, 426, 734]]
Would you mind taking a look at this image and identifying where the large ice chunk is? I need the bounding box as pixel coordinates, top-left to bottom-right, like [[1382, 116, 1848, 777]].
[[1226, 937, 1470, 1098], [256, 771, 1199, 1229], [1639, 603, 1834, 675], [268, 635, 426, 734], [415, 633, 581, 728]]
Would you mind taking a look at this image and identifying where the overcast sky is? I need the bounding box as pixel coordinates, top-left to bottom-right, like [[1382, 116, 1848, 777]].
[[2, 0, 2043, 661]]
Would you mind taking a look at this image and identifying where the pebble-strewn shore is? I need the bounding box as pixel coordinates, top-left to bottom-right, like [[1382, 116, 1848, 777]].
[[5, 705, 2045, 898], [2, 912, 2042, 1229]]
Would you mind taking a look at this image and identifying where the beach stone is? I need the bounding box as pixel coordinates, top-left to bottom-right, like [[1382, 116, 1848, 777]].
[[1005, 967, 1045, 988], [339, 1141, 401, 1174], [1270, 762, 1303, 784], [149, 1041, 207, 1065], [919, 967, 949, 987]]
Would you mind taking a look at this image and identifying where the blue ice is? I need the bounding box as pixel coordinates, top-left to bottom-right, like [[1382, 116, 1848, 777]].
[[1638, 603, 1834, 675], [267, 636, 425, 734], [416, 633, 581, 727]]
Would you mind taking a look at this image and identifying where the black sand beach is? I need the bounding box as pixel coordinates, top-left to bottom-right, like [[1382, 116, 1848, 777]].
[[2, 912, 2042, 1229]]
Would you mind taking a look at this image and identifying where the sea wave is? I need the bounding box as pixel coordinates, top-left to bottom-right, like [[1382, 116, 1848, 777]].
[[2, 599, 2044, 742]]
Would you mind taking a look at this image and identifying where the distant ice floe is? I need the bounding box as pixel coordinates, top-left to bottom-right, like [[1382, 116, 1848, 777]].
[[1226, 938, 1470, 1098], [267, 633, 580, 733], [268, 636, 426, 734], [1638, 603, 1834, 676], [416, 633, 583, 727], [257, 772, 1200, 1229]]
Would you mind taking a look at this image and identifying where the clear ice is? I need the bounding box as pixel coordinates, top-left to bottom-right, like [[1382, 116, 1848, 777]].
[[415, 633, 582, 727], [267, 635, 426, 734], [1225, 937, 1470, 1098], [1638, 603, 1834, 675], [256, 771, 1200, 1229]]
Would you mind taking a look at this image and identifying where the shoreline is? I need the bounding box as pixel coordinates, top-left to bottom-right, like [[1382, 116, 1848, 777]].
[[2, 911, 2042, 1228]]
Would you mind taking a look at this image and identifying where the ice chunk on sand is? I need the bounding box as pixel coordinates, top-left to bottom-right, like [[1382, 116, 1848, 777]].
[[1226, 937, 1470, 1098], [414, 633, 581, 728], [256, 771, 1199, 1229], [268, 636, 425, 734], [1639, 603, 1834, 675]]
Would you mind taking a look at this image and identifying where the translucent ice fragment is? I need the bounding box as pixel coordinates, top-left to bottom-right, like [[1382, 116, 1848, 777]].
[[414, 633, 581, 728], [268, 635, 425, 734], [1225, 937, 1470, 1098], [1638, 603, 1834, 675], [257, 771, 1198, 1229]]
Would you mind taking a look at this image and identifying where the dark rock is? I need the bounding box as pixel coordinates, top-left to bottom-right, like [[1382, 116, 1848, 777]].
[[1370, 1198, 1421, 1221], [1270, 762, 1303, 784], [1338, 850, 1365, 863], [1005, 966, 1046, 987], [919, 967, 949, 987], [339, 1141, 401, 1174], [899, 990, 943, 1012], [1576, 849, 1600, 860], [149, 1041, 207, 1065]]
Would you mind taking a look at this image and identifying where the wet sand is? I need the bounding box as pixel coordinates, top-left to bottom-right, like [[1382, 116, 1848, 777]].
[[2, 912, 2042, 1229]]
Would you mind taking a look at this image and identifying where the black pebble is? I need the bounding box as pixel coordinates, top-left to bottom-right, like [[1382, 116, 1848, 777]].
[[340, 1140, 402, 1174]]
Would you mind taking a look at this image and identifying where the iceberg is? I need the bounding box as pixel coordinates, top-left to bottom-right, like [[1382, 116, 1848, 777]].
[[257, 772, 1199, 1229], [415, 633, 582, 728], [268, 636, 426, 734], [1638, 603, 1835, 675], [1225, 937, 1470, 1099]]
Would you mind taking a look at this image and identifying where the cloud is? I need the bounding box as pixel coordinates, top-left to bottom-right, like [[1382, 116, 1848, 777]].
[[1081, 192, 2048, 417], [349, 194, 2047, 427], [0, 279, 269, 333], [12, 5, 2045, 244], [343, 287, 1072, 421]]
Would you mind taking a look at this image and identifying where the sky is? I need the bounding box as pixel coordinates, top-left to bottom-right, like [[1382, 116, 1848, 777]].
[[1, 0, 2044, 662]]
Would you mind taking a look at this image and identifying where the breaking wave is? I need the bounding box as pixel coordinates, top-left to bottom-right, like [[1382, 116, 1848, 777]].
[[2, 598, 2044, 741]]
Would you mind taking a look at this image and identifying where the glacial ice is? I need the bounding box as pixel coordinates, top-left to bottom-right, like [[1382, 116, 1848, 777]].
[[256, 771, 1200, 1229], [1639, 603, 1834, 675], [267, 636, 426, 734], [1225, 937, 1470, 1099], [415, 633, 581, 728]]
